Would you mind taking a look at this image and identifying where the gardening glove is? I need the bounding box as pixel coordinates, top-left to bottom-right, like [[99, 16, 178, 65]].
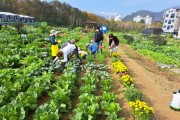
[[80, 65, 83, 70], [53, 57, 59, 64]]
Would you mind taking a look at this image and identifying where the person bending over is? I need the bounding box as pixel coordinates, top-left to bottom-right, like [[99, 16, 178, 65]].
[[61, 39, 76, 49], [86, 40, 98, 55], [53, 43, 82, 66], [109, 33, 120, 56]]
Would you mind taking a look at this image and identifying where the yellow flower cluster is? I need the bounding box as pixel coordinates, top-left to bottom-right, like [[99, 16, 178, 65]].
[[112, 52, 120, 57], [112, 61, 127, 73], [119, 74, 133, 86], [129, 100, 155, 116]]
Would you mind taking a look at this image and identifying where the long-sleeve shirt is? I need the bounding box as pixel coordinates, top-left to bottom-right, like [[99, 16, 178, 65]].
[[50, 35, 55, 45], [79, 51, 88, 58], [61, 43, 76, 62], [88, 43, 98, 53], [94, 31, 103, 42], [109, 36, 119, 46], [61, 40, 70, 49], [53, 43, 82, 64]]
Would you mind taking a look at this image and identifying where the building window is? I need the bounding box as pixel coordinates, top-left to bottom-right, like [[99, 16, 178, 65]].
[[163, 25, 166, 28], [168, 20, 171, 24], [166, 14, 169, 17], [167, 25, 170, 29], [172, 19, 175, 22], [171, 25, 173, 28], [170, 13, 175, 18], [165, 20, 167, 23]]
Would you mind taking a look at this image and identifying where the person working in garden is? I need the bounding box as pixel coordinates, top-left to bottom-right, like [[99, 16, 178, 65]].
[[53, 42, 82, 66], [61, 39, 76, 49], [109, 33, 120, 56], [49, 30, 59, 59], [78, 48, 88, 60], [94, 27, 103, 53], [86, 40, 98, 57]]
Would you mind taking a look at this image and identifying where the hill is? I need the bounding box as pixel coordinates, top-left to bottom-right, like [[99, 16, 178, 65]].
[[122, 10, 165, 22]]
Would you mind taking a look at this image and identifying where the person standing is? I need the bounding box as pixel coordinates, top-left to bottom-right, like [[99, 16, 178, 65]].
[[109, 33, 120, 56], [49, 30, 58, 59], [94, 27, 103, 53]]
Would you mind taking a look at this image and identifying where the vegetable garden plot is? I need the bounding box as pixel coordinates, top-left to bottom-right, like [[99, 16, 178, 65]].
[[0, 26, 126, 120]]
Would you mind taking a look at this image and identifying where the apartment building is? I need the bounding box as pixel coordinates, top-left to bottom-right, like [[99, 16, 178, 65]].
[[133, 15, 152, 25], [107, 14, 121, 21], [162, 6, 180, 34], [114, 15, 121, 21]]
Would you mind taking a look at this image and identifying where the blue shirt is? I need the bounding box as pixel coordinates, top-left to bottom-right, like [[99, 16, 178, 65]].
[[89, 43, 98, 53], [49, 36, 55, 45]]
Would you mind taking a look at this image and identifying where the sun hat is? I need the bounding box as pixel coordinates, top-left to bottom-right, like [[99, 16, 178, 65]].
[[50, 30, 57, 36]]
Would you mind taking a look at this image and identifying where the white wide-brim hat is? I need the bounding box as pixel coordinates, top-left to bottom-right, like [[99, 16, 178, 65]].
[[50, 30, 58, 36]]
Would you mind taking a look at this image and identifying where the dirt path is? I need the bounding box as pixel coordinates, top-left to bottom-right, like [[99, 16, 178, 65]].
[[119, 44, 180, 120], [104, 34, 180, 120]]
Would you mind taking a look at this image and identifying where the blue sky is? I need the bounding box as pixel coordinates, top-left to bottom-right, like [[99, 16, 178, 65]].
[[44, 0, 180, 18]]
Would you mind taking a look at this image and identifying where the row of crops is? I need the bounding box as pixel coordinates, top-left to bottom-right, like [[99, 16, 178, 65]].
[[110, 53, 155, 120], [0, 26, 124, 120]]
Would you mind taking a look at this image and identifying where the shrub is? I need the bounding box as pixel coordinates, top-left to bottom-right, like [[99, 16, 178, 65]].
[[123, 34, 134, 44], [12, 22, 25, 34], [150, 36, 167, 46], [124, 86, 143, 102]]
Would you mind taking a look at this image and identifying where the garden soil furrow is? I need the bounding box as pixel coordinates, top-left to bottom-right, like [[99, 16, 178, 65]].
[[119, 44, 180, 120], [106, 58, 133, 120], [104, 34, 133, 120]]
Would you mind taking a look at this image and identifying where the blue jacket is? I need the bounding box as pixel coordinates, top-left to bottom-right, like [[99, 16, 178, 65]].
[[89, 43, 98, 53], [50, 36, 55, 45]]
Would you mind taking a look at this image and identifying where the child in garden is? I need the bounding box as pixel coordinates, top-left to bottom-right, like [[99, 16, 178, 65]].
[[86, 40, 98, 55], [78, 48, 88, 60]]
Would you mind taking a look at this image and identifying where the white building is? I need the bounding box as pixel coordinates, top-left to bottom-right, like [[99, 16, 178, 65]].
[[133, 15, 152, 25], [106, 14, 114, 21], [114, 15, 121, 21], [107, 14, 121, 21], [162, 7, 180, 35], [178, 27, 180, 38]]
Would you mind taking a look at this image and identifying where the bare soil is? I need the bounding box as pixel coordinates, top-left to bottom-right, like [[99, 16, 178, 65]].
[[104, 34, 180, 120], [118, 44, 180, 120]]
